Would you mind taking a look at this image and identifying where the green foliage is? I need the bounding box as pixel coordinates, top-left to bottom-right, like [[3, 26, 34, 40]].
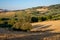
[[20, 22, 32, 31], [47, 15, 52, 20], [31, 17, 38, 22], [39, 16, 47, 21], [31, 11, 39, 16], [12, 22, 32, 31], [0, 21, 12, 28], [12, 22, 21, 29]]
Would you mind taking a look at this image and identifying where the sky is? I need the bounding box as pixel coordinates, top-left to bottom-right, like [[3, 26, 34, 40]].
[[0, 0, 60, 10]]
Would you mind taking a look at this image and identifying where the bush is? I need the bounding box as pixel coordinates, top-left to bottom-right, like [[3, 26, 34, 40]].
[[40, 16, 47, 21], [47, 15, 52, 20], [52, 17, 60, 20], [20, 22, 32, 31], [31, 17, 38, 22], [12, 22, 22, 29], [0, 21, 12, 28], [12, 22, 32, 31], [1, 18, 10, 21]]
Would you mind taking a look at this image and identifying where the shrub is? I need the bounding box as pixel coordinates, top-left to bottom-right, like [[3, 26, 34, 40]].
[[12, 22, 32, 31], [52, 17, 60, 20], [31, 17, 38, 22], [12, 22, 22, 29], [1, 18, 10, 21], [47, 15, 52, 20], [40, 16, 47, 21], [20, 22, 32, 31], [0, 21, 12, 28]]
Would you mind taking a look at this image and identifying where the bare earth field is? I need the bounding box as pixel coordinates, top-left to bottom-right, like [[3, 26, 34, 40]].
[[0, 20, 60, 40]]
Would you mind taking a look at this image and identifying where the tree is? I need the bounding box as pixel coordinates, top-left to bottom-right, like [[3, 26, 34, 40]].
[[40, 16, 47, 21], [31, 17, 38, 22], [12, 12, 32, 31]]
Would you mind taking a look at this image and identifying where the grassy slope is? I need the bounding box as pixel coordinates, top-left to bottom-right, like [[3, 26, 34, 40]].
[[0, 20, 60, 40], [0, 4, 60, 40], [31, 20, 60, 32]]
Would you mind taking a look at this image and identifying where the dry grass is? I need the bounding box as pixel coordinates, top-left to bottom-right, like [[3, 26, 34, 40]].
[[31, 20, 60, 32], [0, 12, 15, 18], [0, 20, 60, 40]]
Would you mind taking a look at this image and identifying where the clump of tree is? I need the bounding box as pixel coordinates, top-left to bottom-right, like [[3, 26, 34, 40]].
[[11, 12, 33, 31], [0, 11, 33, 32], [12, 22, 32, 32]]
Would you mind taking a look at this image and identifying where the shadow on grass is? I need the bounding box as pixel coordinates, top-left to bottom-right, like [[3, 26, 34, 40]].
[[4, 25, 60, 40], [0, 22, 12, 28], [0, 24, 60, 40]]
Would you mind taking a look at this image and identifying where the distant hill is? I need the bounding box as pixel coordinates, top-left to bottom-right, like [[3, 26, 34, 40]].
[[0, 4, 60, 20], [0, 9, 9, 13], [0, 9, 4, 13], [0, 4, 60, 13]]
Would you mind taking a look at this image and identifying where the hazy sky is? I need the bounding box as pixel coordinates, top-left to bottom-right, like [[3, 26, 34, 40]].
[[0, 0, 60, 10]]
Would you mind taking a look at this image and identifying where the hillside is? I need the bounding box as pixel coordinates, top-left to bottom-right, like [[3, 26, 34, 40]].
[[0, 4, 60, 40], [0, 4, 60, 19], [0, 4, 60, 31], [0, 20, 60, 40], [31, 20, 60, 33]]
